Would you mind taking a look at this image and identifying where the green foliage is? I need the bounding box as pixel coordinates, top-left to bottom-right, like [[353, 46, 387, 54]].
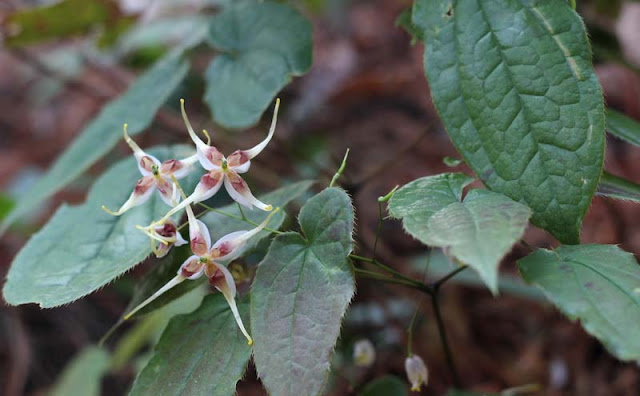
[[519, 245, 640, 361], [596, 171, 640, 203], [389, 173, 531, 293], [204, 1, 312, 128], [0, 53, 189, 235], [413, 0, 605, 244], [251, 188, 355, 396], [3, 146, 199, 308], [130, 294, 252, 396], [359, 376, 408, 396], [3, 0, 119, 47], [605, 109, 640, 147], [48, 347, 110, 396], [125, 181, 313, 319], [0, 195, 15, 222], [414, 249, 545, 301]]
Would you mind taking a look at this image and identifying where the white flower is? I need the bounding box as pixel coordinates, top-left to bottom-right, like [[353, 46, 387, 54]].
[[157, 99, 280, 223], [353, 339, 376, 367], [102, 125, 198, 216], [124, 204, 279, 345], [137, 218, 187, 258], [405, 354, 428, 392]]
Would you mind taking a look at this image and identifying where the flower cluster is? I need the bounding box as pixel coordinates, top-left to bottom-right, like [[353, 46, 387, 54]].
[[103, 99, 281, 345]]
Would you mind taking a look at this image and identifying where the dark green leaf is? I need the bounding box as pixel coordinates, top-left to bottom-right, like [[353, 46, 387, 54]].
[[596, 171, 640, 203], [3, 146, 200, 308], [251, 188, 355, 396], [125, 181, 314, 319], [605, 108, 640, 147], [204, 1, 312, 128], [360, 376, 408, 396], [413, 0, 605, 244], [3, 0, 117, 47], [389, 173, 532, 293], [130, 294, 252, 396], [48, 346, 110, 396], [518, 244, 640, 361], [1, 52, 189, 235]]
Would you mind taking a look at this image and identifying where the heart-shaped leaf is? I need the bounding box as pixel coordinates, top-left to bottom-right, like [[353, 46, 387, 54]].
[[389, 173, 531, 293], [251, 188, 355, 396], [204, 1, 312, 128]]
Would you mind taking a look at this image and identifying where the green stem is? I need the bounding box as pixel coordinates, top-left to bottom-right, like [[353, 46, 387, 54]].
[[237, 203, 247, 221], [353, 268, 421, 289], [329, 148, 350, 187], [349, 254, 426, 290], [431, 293, 461, 387], [197, 203, 284, 235], [432, 265, 467, 291]]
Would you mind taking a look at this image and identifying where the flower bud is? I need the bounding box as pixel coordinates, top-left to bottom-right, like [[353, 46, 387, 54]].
[[353, 339, 376, 367], [405, 354, 428, 392]]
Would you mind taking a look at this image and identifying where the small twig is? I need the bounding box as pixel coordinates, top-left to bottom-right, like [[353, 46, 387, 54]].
[[432, 265, 468, 291], [431, 293, 461, 387], [330, 148, 350, 187]]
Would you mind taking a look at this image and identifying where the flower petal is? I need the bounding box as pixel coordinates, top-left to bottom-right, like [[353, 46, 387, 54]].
[[186, 204, 211, 256], [241, 98, 280, 160], [224, 171, 272, 211], [155, 176, 180, 207], [179, 255, 206, 280], [180, 99, 224, 171], [211, 208, 279, 261], [123, 275, 185, 320], [207, 262, 252, 345], [227, 150, 251, 174], [102, 176, 155, 216], [123, 124, 160, 176], [161, 154, 199, 179], [157, 171, 224, 223], [405, 355, 428, 392]]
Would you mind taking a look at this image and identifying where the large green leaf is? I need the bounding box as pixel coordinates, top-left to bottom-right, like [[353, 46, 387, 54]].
[[605, 109, 640, 147], [389, 173, 531, 293], [413, 0, 605, 244], [204, 1, 312, 128], [0, 52, 189, 235], [596, 171, 640, 203], [130, 294, 252, 396], [125, 181, 314, 319], [48, 347, 110, 396], [3, 146, 199, 308], [518, 244, 640, 361], [251, 188, 355, 396]]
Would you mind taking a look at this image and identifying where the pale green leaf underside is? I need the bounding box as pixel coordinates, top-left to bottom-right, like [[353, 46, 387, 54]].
[[0, 52, 189, 234], [605, 108, 640, 147], [518, 244, 640, 361], [413, 0, 605, 244], [204, 1, 312, 128], [125, 181, 314, 319], [389, 173, 531, 293], [130, 294, 252, 396], [3, 146, 199, 308], [49, 347, 110, 396], [251, 188, 355, 396]]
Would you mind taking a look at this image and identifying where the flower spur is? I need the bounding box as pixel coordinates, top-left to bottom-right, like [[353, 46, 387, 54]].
[[124, 204, 280, 345], [102, 124, 198, 216], [155, 99, 280, 224]]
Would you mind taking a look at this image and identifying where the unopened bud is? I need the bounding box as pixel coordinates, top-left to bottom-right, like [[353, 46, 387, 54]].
[[405, 354, 428, 392], [353, 339, 376, 367]]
